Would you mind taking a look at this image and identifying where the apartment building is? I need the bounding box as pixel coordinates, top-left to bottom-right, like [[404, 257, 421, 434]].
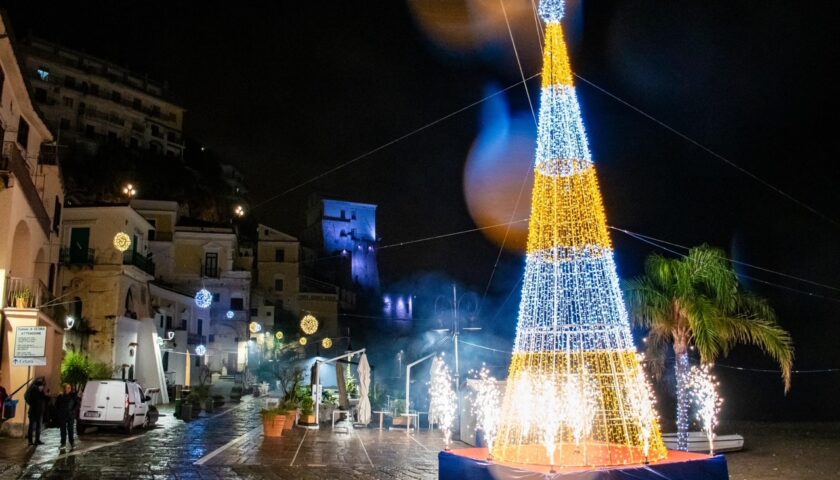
[[0, 13, 66, 436], [20, 37, 185, 157]]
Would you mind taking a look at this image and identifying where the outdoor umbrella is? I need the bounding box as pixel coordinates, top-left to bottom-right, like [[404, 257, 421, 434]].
[[357, 353, 371, 424], [336, 361, 349, 410]]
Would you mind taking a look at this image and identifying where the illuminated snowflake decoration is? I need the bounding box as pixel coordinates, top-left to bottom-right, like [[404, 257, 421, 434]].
[[195, 344, 207, 356], [429, 356, 457, 449], [64, 315, 76, 330], [300, 314, 319, 335], [689, 364, 723, 455], [113, 232, 132, 252], [321, 337, 333, 349], [226, 310, 235, 319], [299, 337, 308, 346], [249, 321, 262, 334], [195, 288, 212, 309], [275, 331, 284, 341]]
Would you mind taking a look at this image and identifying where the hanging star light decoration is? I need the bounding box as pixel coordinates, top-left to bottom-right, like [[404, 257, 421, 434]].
[[275, 331, 284, 341], [300, 314, 319, 335], [429, 356, 457, 450], [249, 321, 262, 334], [492, 0, 665, 466], [299, 337, 308, 346], [195, 288, 212, 309], [113, 232, 132, 252], [689, 365, 723, 455], [321, 337, 333, 349]]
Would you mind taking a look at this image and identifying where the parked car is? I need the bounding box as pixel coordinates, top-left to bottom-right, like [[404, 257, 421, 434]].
[[77, 380, 157, 433]]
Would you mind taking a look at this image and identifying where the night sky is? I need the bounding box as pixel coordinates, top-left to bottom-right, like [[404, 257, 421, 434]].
[[3, 1, 839, 421]]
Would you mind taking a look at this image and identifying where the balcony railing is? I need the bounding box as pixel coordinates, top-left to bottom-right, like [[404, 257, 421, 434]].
[[59, 247, 95, 265], [4, 277, 53, 314], [1, 142, 51, 235], [123, 250, 156, 276]]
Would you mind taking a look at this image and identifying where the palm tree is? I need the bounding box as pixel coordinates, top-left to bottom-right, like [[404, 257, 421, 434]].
[[624, 245, 793, 451]]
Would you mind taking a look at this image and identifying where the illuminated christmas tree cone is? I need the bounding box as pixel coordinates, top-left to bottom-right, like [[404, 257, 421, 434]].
[[491, 0, 666, 467]]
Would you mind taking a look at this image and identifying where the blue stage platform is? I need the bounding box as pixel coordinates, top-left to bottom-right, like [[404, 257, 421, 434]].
[[439, 448, 729, 480]]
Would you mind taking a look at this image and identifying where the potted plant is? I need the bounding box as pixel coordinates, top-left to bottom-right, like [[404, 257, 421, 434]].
[[261, 406, 287, 437], [280, 399, 297, 430], [181, 395, 194, 421], [229, 385, 243, 402], [299, 396, 316, 425], [14, 288, 31, 308]]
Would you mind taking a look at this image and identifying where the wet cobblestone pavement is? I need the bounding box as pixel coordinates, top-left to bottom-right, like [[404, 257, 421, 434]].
[[0, 396, 462, 479]]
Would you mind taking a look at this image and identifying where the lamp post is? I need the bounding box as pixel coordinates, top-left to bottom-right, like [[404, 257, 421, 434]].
[[433, 284, 481, 435]]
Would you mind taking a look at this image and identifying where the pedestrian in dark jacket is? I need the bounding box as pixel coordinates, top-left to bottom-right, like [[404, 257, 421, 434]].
[[55, 383, 77, 449], [24, 378, 48, 446]]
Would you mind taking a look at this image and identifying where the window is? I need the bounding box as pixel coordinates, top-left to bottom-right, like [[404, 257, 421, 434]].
[[78, 102, 86, 115], [159, 314, 164, 329], [151, 125, 161, 138], [52, 197, 62, 233], [195, 355, 201, 367], [17, 119, 30, 147], [230, 297, 244, 311], [274, 278, 284, 292], [165, 316, 172, 330], [33, 88, 47, 102], [249, 308, 258, 316], [63, 97, 74, 107], [147, 219, 156, 241], [204, 252, 219, 277], [340, 209, 346, 219], [351, 210, 357, 220], [197, 319, 203, 335], [85, 124, 95, 138], [212, 293, 220, 303], [59, 118, 71, 131], [37, 68, 50, 80], [64, 75, 76, 88], [209, 334, 215, 343], [90, 83, 99, 95], [274, 248, 285, 262]]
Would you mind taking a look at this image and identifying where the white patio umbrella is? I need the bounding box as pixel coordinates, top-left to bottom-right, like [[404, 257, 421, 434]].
[[357, 353, 372, 424]]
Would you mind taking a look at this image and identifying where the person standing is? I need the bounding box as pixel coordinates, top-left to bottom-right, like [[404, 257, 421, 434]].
[[24, 378, 48, 446], [55, 383, 77, 449]]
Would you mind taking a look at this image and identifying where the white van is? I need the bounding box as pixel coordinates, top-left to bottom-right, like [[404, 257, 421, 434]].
[[78, 380, 153, 433]]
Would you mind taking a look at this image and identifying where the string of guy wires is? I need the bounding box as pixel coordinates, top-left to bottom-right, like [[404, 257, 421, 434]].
[[246, 2, 840, 322], [476, 0, 840, 319]]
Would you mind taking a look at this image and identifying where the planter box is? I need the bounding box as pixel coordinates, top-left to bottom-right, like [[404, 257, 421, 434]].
[[263, 415, 286, 437], [299, 414, 316, 425], [283, 411, 296, 430]]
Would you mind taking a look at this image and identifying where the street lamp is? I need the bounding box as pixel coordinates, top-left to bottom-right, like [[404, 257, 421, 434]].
[[234, 205, 245, 217], [433, 284, 481, 434], [122, 183, 137, 198]]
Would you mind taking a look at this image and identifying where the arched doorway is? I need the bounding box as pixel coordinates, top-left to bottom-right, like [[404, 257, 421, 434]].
[[9, 220, 31, 277]]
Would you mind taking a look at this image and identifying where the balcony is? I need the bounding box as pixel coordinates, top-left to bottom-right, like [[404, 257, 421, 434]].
[[1, 142, 51, 235], [60, 247, 95, 265], [123, 250, 156, 276], [200, 262, 220, 279], [4, 277, 56, 318]]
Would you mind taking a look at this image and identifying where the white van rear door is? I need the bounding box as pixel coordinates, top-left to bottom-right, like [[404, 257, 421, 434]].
[[105, 382, 128, 423]]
